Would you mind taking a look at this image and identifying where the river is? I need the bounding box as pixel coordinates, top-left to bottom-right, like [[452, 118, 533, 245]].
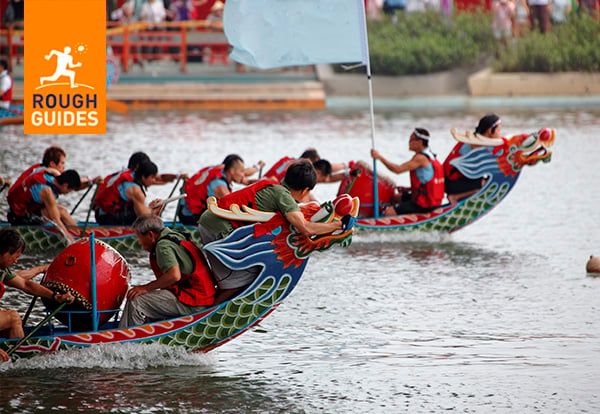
[[0, 107, 599, 413]]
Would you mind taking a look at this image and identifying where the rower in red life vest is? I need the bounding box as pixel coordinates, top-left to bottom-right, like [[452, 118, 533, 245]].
[[0, 59, 13, 110], [198, 159, 353, 303], [118, 214, 216, 327], [8, 146, 101, 201], [443, 114, 501, 204], [371, 128, 445, 216], [178, 154, 247, 225], [7, 169, 82, 242], [94, 160, 161, 225]]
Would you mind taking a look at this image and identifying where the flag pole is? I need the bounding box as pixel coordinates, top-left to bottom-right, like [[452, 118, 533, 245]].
[[357, 0, 379, 218]]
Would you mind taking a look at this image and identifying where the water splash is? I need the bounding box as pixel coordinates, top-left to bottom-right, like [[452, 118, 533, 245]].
[[1, 343, 216, 371]]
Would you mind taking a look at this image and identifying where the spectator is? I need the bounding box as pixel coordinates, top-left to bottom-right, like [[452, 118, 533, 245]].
[[513, 0, 530, 37], [0, 59, 13, 110], [492, 0, 515, 56], [140, 0, 167, 60], [578, 0, 599, 18], [529, 0, 551, 33], [551, 0, 572, 24]]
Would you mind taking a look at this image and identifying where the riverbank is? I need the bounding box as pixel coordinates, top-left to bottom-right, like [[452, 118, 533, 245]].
[[9, 59, 600, 110]]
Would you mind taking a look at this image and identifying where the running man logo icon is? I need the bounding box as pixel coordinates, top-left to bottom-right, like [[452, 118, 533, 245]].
[[38, 45, 94, 90]]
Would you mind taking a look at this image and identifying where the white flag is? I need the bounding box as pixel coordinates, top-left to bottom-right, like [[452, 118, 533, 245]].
[[223, 0, 369, 69]]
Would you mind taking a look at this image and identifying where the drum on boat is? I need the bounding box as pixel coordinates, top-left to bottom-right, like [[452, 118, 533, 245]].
[[41, 238, 130, 331], [337, 161, 396, 217]]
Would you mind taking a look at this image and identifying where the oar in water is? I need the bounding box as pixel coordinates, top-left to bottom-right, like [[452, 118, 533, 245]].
[[0, 183, 8, 195], [6, 301, 69, 358], [45, 218, 74, 246], [80, 184, 101, 238], [70, 183, 96, 216]]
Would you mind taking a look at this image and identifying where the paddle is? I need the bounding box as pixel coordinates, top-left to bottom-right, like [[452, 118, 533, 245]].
[[21, 297, 38, 326], [159, 175, 183, 217], [70, 183, 96, 216], [45, 218, 74, 246], [154, 193, 187, 208], [6, 301, 69, 358], [0, 183, 8, 195], [107, 99, 129, 114], [80, 184, 101, 238], [344, 169, 360, 194]]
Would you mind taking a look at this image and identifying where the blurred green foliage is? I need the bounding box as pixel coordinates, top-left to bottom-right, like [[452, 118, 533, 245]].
[[335, 11, 599, 75]]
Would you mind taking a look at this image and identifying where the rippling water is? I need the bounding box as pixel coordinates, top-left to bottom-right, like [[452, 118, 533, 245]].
[[1, 107, 599, 412]]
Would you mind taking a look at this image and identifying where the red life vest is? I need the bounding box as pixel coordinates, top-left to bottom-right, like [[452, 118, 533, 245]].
[[217, 180, 288, 234], [149, 235, 216, 307], [7, 170, 52, 216], [263, 156, 294, 182], [94, 169, 140, 214], [1, 72, 12, 104], [0, 281, 5, 300], [410, 151, 445, 209], [183, 165, 227, 215], [443, 142, 466, 181], [8, 163, 42, 198]]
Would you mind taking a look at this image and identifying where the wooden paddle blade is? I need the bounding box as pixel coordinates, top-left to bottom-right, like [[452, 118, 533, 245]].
[[107, 99, 129, 114], [450, 128, 503, 146]]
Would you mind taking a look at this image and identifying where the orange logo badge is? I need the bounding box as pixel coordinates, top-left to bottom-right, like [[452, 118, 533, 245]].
[[25, 0, 106, 134]]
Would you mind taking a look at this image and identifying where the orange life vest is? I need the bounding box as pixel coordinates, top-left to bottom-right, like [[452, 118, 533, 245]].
[[149, 234, 216, 307]]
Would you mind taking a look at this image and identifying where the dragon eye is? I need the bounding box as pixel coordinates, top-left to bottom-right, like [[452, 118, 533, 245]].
[[521, 135, 537, 148]]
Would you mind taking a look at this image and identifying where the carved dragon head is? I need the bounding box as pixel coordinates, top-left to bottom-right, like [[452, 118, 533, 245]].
[[206, 194, 360, 270], [451, 127, 555, 177]]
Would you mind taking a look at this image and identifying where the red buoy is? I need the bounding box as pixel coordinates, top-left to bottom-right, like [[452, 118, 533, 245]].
[[42, 238, 130, 331]]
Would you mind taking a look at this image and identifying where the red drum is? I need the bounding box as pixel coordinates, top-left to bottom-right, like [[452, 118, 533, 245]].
[[337, 161, 396, 217], [42, 238, 130, 331]]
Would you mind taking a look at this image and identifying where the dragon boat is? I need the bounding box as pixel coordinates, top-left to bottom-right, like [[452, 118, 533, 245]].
[[0, 105, 24, 125], [0, 195, 359, 361], [0, 221, 200, 252], [337, 127, 555, 233]]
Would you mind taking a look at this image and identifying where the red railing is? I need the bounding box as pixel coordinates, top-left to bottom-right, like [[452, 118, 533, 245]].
[[0, 20, 231, 74]]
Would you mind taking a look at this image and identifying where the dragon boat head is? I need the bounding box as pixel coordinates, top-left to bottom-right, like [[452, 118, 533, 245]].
[[451, 127, 555, 177], [206, 193, 360, 270]]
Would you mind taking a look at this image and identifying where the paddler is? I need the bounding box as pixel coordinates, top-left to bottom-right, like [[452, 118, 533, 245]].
[[0, 229, 73, 340], [7, 169, 82, 242], [198, 159, 355, 303], [371, 128, 445, 215]]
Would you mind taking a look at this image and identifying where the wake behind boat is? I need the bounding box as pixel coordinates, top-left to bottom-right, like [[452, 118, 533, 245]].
[[0, 195, 359, 361], [338, 128, 555, 233]]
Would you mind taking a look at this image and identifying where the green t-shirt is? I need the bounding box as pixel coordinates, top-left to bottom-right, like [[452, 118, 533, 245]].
[[198, 184, 300, 238], [154, 228, 195, 275], [0, 267, 17, 283]]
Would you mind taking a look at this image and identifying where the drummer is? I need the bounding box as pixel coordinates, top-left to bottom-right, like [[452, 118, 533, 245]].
[[371, 128, 445, 215], [0, 229, 73, 339]]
